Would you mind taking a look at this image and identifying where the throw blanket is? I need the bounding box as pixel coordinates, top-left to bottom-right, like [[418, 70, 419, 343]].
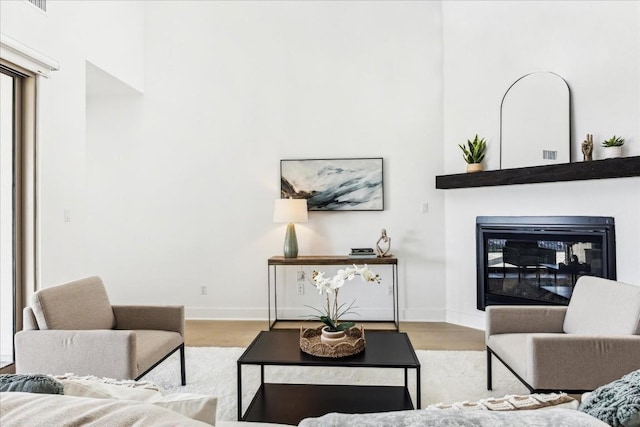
[[0, 392, 210, 427], [298, 408, 608, 427], [579, 369, 640, 427]]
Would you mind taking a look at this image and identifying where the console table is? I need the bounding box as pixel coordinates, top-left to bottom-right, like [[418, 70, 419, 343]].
[[267, 255, 399, 330]]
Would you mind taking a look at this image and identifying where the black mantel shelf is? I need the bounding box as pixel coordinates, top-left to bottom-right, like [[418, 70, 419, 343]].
[[435, 156, 640, 189]]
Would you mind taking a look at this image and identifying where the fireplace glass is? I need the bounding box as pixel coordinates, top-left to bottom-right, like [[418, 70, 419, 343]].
[[477, 216, 616, 310]]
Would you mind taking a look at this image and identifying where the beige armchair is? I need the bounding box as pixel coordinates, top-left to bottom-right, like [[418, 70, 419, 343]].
[[486, 276, 640, 393], [15, 276, 186, 385]]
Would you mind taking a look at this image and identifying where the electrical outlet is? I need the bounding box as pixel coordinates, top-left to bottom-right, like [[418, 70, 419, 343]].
[[297, 271, 306, 281], [200, 285, 207, 295], [387, 284, 393, 296], [297, 283, 305, 295]]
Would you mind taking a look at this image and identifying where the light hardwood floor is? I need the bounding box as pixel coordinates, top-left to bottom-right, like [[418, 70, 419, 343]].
[[185, 320, 486, 351]]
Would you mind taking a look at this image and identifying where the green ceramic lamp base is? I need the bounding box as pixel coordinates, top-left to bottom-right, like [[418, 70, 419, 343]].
[[283, 223, 299, 258]]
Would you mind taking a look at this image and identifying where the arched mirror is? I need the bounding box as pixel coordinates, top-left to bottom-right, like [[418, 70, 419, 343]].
[[500, 72, 571, 169]]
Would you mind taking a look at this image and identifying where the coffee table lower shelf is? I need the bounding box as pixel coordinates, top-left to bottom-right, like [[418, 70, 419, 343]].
[[242, 383, 414, 425]]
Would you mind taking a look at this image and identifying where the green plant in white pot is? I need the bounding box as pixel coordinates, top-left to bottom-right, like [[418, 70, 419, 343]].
[[459, 135, 487, 172], [601, 135, 624, 159]]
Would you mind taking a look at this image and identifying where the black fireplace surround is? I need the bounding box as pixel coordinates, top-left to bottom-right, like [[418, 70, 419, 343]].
[[476, 216, 616, 310]]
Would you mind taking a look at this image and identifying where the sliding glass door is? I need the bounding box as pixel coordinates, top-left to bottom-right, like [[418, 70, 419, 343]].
[[0, 69, 17, 367]]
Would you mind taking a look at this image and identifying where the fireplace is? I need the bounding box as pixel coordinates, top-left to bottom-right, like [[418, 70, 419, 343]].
[[476, 216, 616, 310]]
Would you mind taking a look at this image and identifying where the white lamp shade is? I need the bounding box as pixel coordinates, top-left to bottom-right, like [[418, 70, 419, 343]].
[[273, 199, 308, 223]]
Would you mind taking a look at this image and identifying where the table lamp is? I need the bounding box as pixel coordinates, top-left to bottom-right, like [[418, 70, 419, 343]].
[[273, 198, 308, 258]]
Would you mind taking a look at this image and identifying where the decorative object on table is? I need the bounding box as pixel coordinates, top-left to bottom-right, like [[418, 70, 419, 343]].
[[306, 265, 381, 335], [349, 248, 377, 259], [320, 327, 347, 345], [601, 135, 624, 159], [459, 134, 487, 173], [299, 325, 366, 358], [273, 198, 308, 258], [581, 134, 594, 161], [280, 158, 383, 211], [375, 228, 392, 257], [500, 72, 571, 169]]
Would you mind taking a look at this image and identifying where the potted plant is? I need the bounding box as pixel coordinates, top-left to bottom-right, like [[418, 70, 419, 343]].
[[459, 135, 487, 172], [308, 265, 381, 344], [601, 135, 624, 159]]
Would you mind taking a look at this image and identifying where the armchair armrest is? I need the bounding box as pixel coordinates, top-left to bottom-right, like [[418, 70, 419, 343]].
[[528, 334, 640, 390], [22, 307, 38, 330], [15, 330, 137, 379], [486, 306, 567, 340], [112, 305, 184, 336]]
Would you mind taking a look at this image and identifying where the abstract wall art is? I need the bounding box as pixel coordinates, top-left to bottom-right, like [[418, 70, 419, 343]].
[[280, 158, 384, 211]]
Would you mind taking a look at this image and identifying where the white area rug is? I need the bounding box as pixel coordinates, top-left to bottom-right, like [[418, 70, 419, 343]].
[[145, 347, 528, 422]]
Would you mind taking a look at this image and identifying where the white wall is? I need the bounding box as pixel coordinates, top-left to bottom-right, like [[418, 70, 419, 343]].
[[85, 1, 447, 320], [0, 0, 145, 288], [442, 1, 640, 329], [3, 1, 639, 328]]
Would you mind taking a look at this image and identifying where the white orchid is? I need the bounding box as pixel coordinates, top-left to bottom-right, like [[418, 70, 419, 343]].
[[308, 265, 381, 331], [312, 271, 332, 294], [338, 267, 357, 281], [356, 265, 379, 283]]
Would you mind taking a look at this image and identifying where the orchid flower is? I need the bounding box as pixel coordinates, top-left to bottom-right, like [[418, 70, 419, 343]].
[[307, 264, 381, 332], [312, 271, 332, 295], [357, 265, 381, 283]]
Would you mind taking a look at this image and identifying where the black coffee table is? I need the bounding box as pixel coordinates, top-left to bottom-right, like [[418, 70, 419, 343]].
[[237, 330, 421, 425]]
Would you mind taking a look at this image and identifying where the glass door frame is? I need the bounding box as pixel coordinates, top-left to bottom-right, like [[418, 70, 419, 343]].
[[0, 62, 36, 369]]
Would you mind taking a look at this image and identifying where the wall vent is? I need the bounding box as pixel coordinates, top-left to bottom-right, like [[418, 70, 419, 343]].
[[27, 0, 46, 12], [542, 150, 557, 160]]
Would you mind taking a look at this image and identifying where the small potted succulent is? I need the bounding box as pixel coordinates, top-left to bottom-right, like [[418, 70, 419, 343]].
[[459, 135, 487, 172], [601, 135, 624, 159]]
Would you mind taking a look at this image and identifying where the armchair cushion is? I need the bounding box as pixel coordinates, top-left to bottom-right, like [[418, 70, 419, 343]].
[[31, 276, 115, 330], [487, 333, 529, 381], [563, 276, 640, 335], [489, 333, 640, 390]]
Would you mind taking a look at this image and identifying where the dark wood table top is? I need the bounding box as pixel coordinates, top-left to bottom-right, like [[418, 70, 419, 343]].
[[268, 255, 397, 266]]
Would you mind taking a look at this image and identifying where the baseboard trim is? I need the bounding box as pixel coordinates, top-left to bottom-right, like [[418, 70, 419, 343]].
[[401, 307, 446, 322], [186, 307, 267, 320], [186, 306, 448, 322], [445, 309, 485, 330]]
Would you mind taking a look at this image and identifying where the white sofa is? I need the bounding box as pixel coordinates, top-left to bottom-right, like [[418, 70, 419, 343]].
[[0, 391, 608, 427], [0, 383, 612, 427], [0, 391, 212, 426]]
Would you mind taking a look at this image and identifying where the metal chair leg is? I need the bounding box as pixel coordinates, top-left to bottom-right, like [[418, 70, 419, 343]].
[[487, 348, 493, 390], [180, 344, 186, 386]]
